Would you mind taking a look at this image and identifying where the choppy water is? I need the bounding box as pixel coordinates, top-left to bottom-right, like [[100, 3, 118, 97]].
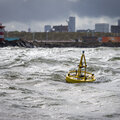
[[0, 47, 120, 120]]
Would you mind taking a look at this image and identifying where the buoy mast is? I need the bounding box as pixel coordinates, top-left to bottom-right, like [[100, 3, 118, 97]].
[[78, 51, 87, 80], [66, 51, 95, 83]]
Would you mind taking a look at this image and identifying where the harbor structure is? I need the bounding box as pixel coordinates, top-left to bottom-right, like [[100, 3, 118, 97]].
[[95, 23, 109, 33], [68, 17, 75, 32], [0, 23, 5, 41]]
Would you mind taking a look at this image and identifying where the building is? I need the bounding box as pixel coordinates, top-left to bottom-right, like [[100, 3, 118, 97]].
[[68, 17, 75, 32], [118, 19, 120, 26], [28, 28, 31, 32], [102, 37, 120, 42], [95, 23, 109, 33], [0, 23, 5, 41], [44, 25, 51, 32], [53, 25, 68, 32], [111, 25, 120, 33]]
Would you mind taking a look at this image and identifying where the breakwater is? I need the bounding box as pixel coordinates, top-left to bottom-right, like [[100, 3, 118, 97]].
[[0, 40, 34, 48], [0, 40, 120, 48]]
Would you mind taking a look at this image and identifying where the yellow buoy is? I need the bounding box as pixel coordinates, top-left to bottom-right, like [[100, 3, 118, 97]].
[[66, 51, 95, 83]]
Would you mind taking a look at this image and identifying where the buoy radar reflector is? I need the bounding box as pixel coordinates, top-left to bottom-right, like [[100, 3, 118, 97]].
[[66, 51, 95, 83]]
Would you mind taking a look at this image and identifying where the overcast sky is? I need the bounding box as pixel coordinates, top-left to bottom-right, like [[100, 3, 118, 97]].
[[0, 0, 120, 31]]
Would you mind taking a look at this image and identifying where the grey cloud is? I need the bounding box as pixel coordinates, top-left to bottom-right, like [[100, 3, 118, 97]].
[[0, 0, 120, 24], [0, 0, 71, 23], [72, 0, 120, 17]]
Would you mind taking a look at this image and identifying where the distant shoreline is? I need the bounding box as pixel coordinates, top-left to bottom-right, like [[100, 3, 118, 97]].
[[0, 40, 120, 48]]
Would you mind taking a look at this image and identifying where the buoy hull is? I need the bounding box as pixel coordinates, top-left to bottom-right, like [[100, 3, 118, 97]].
[[66, 70, 95, 83]]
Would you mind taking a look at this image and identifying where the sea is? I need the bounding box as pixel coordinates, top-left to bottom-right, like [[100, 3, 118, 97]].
[[0, 47, 120, 120]]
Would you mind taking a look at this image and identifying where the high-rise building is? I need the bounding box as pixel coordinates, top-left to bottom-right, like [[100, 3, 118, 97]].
[[44, 25, 51, 32], [95, 23, 109, 33], [118, 19, 120, 26], [68, 17, 75, 32]]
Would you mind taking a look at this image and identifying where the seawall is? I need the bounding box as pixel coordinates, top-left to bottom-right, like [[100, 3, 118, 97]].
[[0, 40, 120, 48]]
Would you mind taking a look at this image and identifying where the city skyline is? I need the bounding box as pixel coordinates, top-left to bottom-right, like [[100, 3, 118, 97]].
[[0, 0, 120, 31]]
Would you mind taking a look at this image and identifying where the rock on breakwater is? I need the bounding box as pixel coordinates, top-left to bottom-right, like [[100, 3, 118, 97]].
[[0, 40, 120, 48], [0, 40, 34, 48]]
